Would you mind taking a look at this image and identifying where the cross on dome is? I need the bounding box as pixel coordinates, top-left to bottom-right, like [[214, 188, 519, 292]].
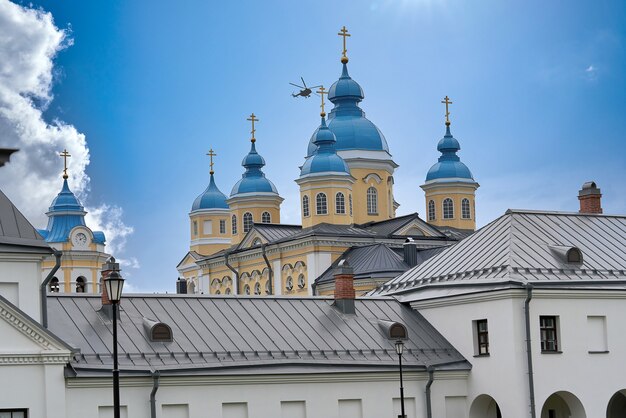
[[317, 86, 328, 117], [338, 26, 351, 64], [59, 149, 71, 179], [441, 95, 453, 126], [247, 113, 259, 143], [207, 148, 217, 175]]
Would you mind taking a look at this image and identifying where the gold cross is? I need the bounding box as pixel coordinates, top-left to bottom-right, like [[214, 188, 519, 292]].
[[338, 26, 351, 63], [247, 113, 259, 143], [59, 149, 71, 179], [207, 148, 217, 174], [441, 95, 453, 126], [317, 86, 328, 117]]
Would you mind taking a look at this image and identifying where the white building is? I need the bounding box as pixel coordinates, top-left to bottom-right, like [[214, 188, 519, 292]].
[[373, 200, 626, 417]]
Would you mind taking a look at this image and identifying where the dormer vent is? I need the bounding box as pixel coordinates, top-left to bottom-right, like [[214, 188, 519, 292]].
[[378, 320, 408, 340], [143, 317, 173, 342], [549, 245, 583, 265]]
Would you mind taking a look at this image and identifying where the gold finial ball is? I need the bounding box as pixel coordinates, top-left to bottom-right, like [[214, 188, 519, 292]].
[[341, 56, 349, 64], [321, 111, 326, 118], [63, 173, 68, 180], [251, 138, 256, 143], [210, 170, 214, 175]]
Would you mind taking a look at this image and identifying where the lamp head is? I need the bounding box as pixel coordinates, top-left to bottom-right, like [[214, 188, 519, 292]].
[[395, 340, 405, 355], [104, 270, 125, 303]]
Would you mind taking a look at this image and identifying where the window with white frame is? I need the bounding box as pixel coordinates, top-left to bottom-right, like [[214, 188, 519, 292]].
[[349, 194, 353, 216], [219, 219, 226, 234], [336, 192, 345, 214], [243, 212, 253, 232], [261, 211, 271, 223], [286, 276, 294, 291], [193, 220, 198, 235], [443, 198, 454, 219], [243, 284, 250, 295], [462, 198, 471, 219], [231, 215, 237, 235], [76, 277, 86, 293], [474, 319, 489, 355], [302, 195, 310, 217], [254, 282, 261, 295], [428, 200, 435, 221], [49, 277, 60, 293], [316, 193, 327, 215], [367, 187, 378, 214], [0, 409, 27, 418], [297, 274, 305, 289]]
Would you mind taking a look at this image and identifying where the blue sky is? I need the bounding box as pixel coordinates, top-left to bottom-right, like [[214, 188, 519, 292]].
[[10, 0, 626, 291]]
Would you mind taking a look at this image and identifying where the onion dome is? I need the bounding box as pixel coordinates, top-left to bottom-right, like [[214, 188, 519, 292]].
[[300, 116, 350, 177], [425, 125, 474, 182], [191, 173, 228, 211], [38, 178, 105, 244], [230, 141, 279, 196], [307, 63, 389, 155]]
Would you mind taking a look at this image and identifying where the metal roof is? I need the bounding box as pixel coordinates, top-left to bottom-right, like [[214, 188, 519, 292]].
[[47, 294, 469, 377], [253, 223, 302, 242], [372, 210, 626, 297], [0, 189, 52, 252], [361, 213, 446, 238]]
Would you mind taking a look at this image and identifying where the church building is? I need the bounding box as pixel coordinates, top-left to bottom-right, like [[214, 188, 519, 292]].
[[37, 150, 111, 294], [177, 28, 478, 296]]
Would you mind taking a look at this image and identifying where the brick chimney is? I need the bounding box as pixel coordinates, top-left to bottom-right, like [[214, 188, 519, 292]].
[[100, 256, 120, 306], [578, 181, 602, 214], [333, 259, 355, 314]]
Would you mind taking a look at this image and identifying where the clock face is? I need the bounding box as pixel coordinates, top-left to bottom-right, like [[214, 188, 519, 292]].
[[73, 232, 88, 246]]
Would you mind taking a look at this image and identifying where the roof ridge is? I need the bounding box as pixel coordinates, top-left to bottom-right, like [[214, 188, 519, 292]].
[[506, 209, 626, 219]]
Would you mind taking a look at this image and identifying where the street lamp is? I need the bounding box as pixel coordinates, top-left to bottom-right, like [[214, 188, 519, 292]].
[[105, 270, 125, 418], [395, 339, 406, 418]]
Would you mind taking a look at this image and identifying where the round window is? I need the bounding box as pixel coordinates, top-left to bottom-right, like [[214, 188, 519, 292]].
[[286, 276, 293, 291], [297, 274, 305, 289]]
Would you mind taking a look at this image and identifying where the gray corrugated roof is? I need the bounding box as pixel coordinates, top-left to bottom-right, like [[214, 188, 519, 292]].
[[361, 213, 446, 238], [47, 294, 469, 376], [0, 189, 51, 252], [372, 210, 626, 296], [252, 223, 302, 242], [316, 244, 410, 284]]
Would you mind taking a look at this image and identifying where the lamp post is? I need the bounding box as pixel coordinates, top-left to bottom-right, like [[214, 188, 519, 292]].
[[104, 270, 125, 418], [395, 339, 406, 418]]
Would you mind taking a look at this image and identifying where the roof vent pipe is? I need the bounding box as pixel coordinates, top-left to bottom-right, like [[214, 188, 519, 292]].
[[578, 181, 602, 214], [333, 259, 355, 315], [403, 238, 418, 267]]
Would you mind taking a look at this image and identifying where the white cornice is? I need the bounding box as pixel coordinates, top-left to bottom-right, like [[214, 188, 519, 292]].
[[0, 353, 72, 365], [65, 369, 468, 388], [190, 238, 232, 246]]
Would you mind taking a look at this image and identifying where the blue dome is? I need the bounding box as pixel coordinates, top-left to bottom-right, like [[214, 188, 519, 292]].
[[301, 117, 350, 176], [191, 173, 228, 211], [40, 178, 105, 244], [307, 63, 389, 156], [231, 141, 279, 196], [425, 126, 475, 182]]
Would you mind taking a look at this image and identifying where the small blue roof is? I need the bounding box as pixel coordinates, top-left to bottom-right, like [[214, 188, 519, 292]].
[[301, 117, 350, 177], [40, 178, 105, 244], [191, 173, 228, 211], [307, 63, 389, 156], [231, 141, 279, 197], [425, 125, 474, 182]]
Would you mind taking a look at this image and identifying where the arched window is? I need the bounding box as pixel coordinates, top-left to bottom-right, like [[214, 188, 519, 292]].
[[243, 284, 250, 295], [254, 282, 261, 295], [367, 187, 378, 215], [349, 194, 353, 216], [261, 211, 271, 223], [216, 290, 221, 295], [252, 238, 262, 247], [225, 288, 231, 295], [443, 198, 454, 219], [265, 280, 271, 294], [316, 193, 327, 215], [243, 212, 253, 232], [302, 195, 310, 217], [231, 215, 237, 235], [462, 198, 471, 219], [286, 276, 294, 291], [49, 277, 60, 293], [297, 274, 306, 289], [335, 192, 345, 214], [428, 200, 436, 221], [76, 277, 86, 293]]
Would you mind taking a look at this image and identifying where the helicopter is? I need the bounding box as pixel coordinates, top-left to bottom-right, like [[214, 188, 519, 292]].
[[290, 77, 322, 98]]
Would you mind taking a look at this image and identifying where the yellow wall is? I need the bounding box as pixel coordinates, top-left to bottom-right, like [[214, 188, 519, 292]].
[[422, 183, 478, 230], [189, 211, 231, 256], [228, 197, 282, 245], [349, 167, 394, 224], [298, 178, 353, 228]]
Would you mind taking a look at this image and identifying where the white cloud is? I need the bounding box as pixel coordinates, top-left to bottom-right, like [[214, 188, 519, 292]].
[[0, 1, 134, 259]]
